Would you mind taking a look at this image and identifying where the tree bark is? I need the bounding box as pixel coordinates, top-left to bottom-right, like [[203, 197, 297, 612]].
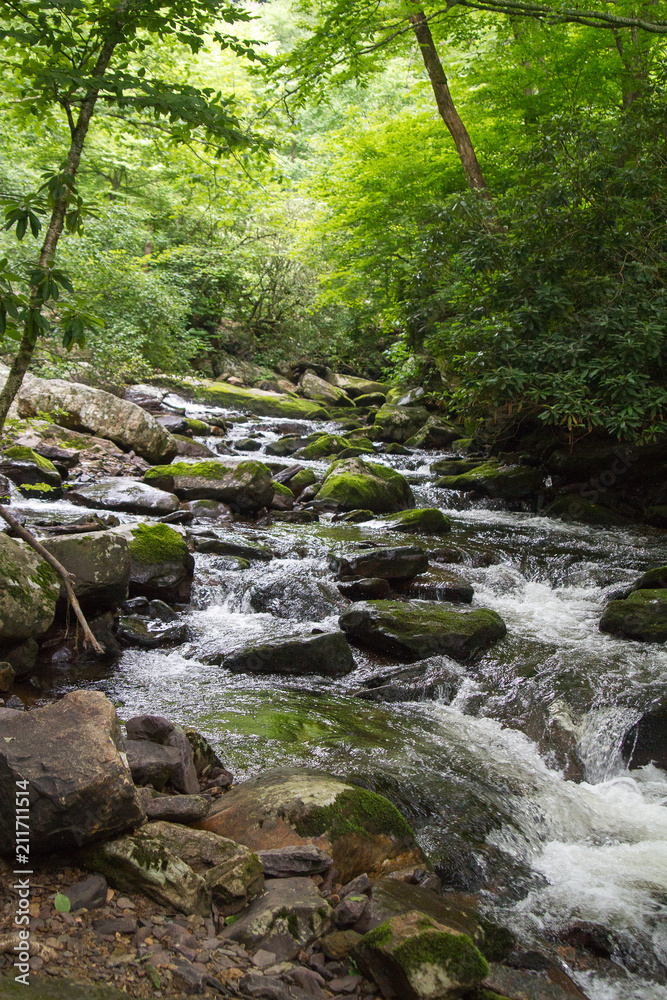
[[0, 504, 103, 653], [408, 7, 489, 192], [0, 33, 121, 436]]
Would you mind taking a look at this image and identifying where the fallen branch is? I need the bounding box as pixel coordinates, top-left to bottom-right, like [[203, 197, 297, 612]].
[[0, 503, 104, 654]]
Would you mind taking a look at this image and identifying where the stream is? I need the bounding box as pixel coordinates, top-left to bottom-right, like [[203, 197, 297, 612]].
[[15, 397, 667, 1000]]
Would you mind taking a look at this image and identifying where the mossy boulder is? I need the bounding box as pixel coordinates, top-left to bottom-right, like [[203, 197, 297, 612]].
[[0, 445, 61, 490], [355, 391, 387, 407], [144, 459, 274, 512], [437, 461, 544, 501], [430, 458, 482, 476], [287, 467, 318, 496], [318, 457, 415, 513], [381, 509, 451, 534], [299, 433, 374, 460], [300, 370, 354, 407], [599, 589, 667, 642], [373, 404, 430, 444], [405, 417, 460, 450], [265, 435, 311, 457], [354, 910, 488, 1000], [545, 496, 630, 527], [331, 545, 429, 581], [632, 565, 667, 591], [0, 532, 59, 642], [340, 600, 506, 663], [198, 767, 423, 883], [184, 417, 211, 434], [113, 523, 193, 600], [42, 529, 131, 611], [271, 480, 295, 510], [332, 374, 387, 399], [193, 379, 328, 419]]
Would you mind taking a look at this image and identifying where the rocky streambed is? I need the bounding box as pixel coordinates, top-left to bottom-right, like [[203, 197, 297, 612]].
[[0, 369, 666, 1000]]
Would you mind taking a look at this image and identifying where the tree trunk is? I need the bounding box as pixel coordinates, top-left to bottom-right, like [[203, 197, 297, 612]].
[[0, 34, 120, 437], [408, 7, 489, 193]]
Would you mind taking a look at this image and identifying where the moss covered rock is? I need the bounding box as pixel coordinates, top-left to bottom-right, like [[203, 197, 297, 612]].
[[42, 529, 131, 611], [373, 404, 430, 444], [0, 445, 61, 487], [545, 496, 630, 527], [299, 433, 374, 460], [318, 457, 415, 513], [207, 630, 356, 678], [198, 767, 422, 883], [193, 379, 328, 419], [354, 910, 488, 1000], [0, 532, 59, 642], [332, 374, 387, 399], [287, 467, 318, 496], [405, 417, 460, 450], [430, 457, 483, 476], [300, 370, 354, 407], [632, 565, 667, 590], [113, 523, 193, 600], [340, 600, 506, 663], [437, 461, 544, 501], [599, 589, 667, 642], [144, 459, 274, 512], [381, 509, 451, 534]]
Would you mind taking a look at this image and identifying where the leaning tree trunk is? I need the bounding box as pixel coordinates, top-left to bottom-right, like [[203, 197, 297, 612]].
[[0, 35, 120, 437], [408, 6, 489, 193]]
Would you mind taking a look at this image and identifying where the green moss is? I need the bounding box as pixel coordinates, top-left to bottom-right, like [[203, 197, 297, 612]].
[[272, 481, 294, 498], [19, 482, 58, 493], [128, 523, 188, 566], [382, 508, 451, 533], [300, 434, 351, 460], [130, 837, 169, 872], [146, 460, 232, 482], [185, 418, 210, 434], [275, 909, 301, 939], [393, 930, 488, 983], [600, 588, 667, 642], [478, 918, 516, 962], [361, 922, 393, 949], [193, 381, 328, 419], [3, 445, 58, 475], [437, 461, 543, 500], [318, 458, 414, 513], [288, 468, 317, 494], [293, 786, 414, 843]]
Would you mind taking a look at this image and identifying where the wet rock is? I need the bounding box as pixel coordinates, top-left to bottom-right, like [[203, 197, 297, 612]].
[[332, 374, 387, 399], [138, 788, 211, 824], [183, 498, 233, 522], [144, 459, 274, 512], [334, 508, 375, 524], [0, 445, 62, 493], [116, 614, 187, 648], [258, 845, 333, 878], [193, 380, 328, 419], [482, 962, 590, 1000], [373, 405, 430, 444], [143, 820, 264, 915], [124, 740, 182, 790], [112, 522, 193, 601], [339, 577, 392, 601], [354, 909, 488, 1000], [632, 564, 667, 590], [0, 690, 144, 854], [559, 921, 613, 958], [405, 416, 459, 449], [331, 545, 428, 581], [0, 532, 59, 642], [68, 478, 179, 515], [318, 457, 415, 513], [300, 371, 354, 408], [0, 661, 15, 690], [299, 433, 374, 460], [621, 703, 667, 770], [61, 874, 108, 912], [430, 457, 482, 476], [266, 435, 312, 457], [395, 568, 474, 604], [0, 638, 38, 679], [198, 767, 422, 883], [183, 726, 225, 776], [81, 829, 210, 915], [192, 535, 273, 560], [236, 436, 263, 451], [599, 590, 667, 642], [355, 658, 464, 703], [545, 496, 629, 527], [125, 714, 199, 794], [42, 529, 131, 611], [271, 481, 295, 510], [380, 509, 451, 534], [222, 876, 333, 959], [174, 434, 217, 458], [340, 600, 506, 662], [156, 413, 189, 434], [437, 460, 545, 502], [215, 630, 356, 678], [13, 371, 178, 462], [287, 467, 318, 496]]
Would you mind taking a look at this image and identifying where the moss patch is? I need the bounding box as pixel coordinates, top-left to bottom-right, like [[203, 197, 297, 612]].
[[185, 418, 210, 434], [4, 445, 58, 474], [272, 481, 294, 498], [293, 786, 414, 842], [393, 929, 488, 982], [128, 523, 188, 566], [288, 468, 317, 494], [382, 508, 451, 534], [318, 457, 414, 513]]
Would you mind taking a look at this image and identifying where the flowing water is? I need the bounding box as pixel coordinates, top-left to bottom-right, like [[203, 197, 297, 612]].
[[20, 398, 667, 999]]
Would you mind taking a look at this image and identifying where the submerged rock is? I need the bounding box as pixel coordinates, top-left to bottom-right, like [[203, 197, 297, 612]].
[[212, 630, 356, 677], [340, 600, 506, 662], [198, 768, 422, 883], [621, 703, 667, 771], [0, 691, 144, 855], [318, 457, 415, 513], [599, 590, 667, 642], [0, 532, 59, 643], [355, 658, 465, 703], [222, 876, 333, 959], [69, 478, 179, 515], [144, 459, 274, 512], [332, 545, 429, 581]]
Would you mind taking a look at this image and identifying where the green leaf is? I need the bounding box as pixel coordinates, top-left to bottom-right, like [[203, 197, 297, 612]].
[[54, 893, 71, 913]]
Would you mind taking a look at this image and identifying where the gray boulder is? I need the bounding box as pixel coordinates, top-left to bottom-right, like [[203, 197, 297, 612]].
[[42, 529, 131, 610], [373, 404, 430, 443], [0, 691, 145, 855], [112, 522, 193, 601], [0, 532, 59, 642], [331, 545, 428, 581], [124, 740, 182, 790], [258, 845, 333, 878], [137, 789, 210, 824], [212, 630, 356, 677], [69, 478, 179, 515], [222, 877, 332, 959], [144, 459, 274, 512], [300, 371, 353, 408]]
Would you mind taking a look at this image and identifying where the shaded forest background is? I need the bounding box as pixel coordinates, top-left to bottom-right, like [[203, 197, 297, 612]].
[[1, 0, 665, 442]]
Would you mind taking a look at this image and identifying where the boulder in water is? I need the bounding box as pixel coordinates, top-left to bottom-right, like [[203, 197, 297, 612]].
[[212, 630, 356, 678], [0, 445, 62, 493], [373, 404, 430, 443], [405, 416, 460, 449], [437, 460, 545, 501], [198, 768, 422, 883], [112, 522, 193, 601], [299, 433, 374, 460], [599, 590, 667, 642], [300, 370, 354, 407], [380, 508, 451, 534], [318, 457, 415, 513], [340, 600, 506, 662], [546, 495, 630, 526], [42, 529, 131, 611], [194, 379, 328, 419], [396, 567, 474, 604], [68, 478, 179, 515], [621, 703, 667, 771], [332, 545, 428, 581], [0, 533, 59, 643], [144, 459, 274, 512], [0, 691, 145, 855]]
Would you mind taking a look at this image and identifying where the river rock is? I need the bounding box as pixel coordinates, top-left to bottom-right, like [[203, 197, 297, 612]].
[[68, 478, 179, 515], [482, 962, 590, 1000], [42, 529, 131, 610], [318, 457, 415, 512], [332, 545, 429, 580], [396, 568, 474, 604], [192, 535, 274, 560], [355, 911, 487, 1000], [355, 658, 465, 703], [0, 445, 62, 492], [621, 704, 667, 770], [82, 828, 210, 915], [430, 457, 482, 476], [198, 767, 422, 883], [0, 690, 145, 855], [437, 460, 545, 501], [13, 371, 178, 462], [183, 727, 225, 776], [373, 404, 430, 443], [332, 374, 387, 399], [381, 509, 451, 534], [60, 874, 108, 912], [266, 435, 312, 457], [115, 613, 187, 648], [340, 600, 506, 662], [405, 416, 459, 449], [124, 740, 182, 789], [339, 577, 393, 600], [112, 522, 193, 600], [213, 630, 356, 677], [258, 844, 333, 878], [144, 459, 274, 512], [183, 499, 233, 522], [174, 434, 217, 458], [138, 788, 210, 823], [545, 496, 630, 526], [599, 590, 667, 642], [143, 820, 264, 915], [299, 432, 374, 460], [222, 876, 332, 959], [300, 371, 353, 407], [194, 379, 328, 418], [632, 565, 667, 590], [125, 714, 199, 794], [0, 532, 59, 642], [0, 661, 15, 690]]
